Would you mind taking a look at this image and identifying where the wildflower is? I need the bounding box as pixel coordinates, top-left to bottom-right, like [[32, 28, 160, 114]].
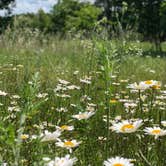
[[88, 103, 96, 107], [104, 156, 134, 166], [149, 70, 155, 73], [8, 106, 21, 112], [120, 79, 129, 83], [143, 80, 161, 89], [111, 119, 143, 133], [124, 103, 137, 109], [56, 94, 71, 98], [56, 140, 81, 152], [80, 76, 91, 84], [41, 130, 61, 142], [58, 79, 70, 85], [144, 127, 166, 139], [80, 79, 91, 84], [80, 95, 91, 102], [0, 90, 7, 96], [112, 82, 120, 86], [67, 85, 80, 90], [110, 99, 118, 104], [43, 157, 51, 161], [17, 64, 24, 68], [86, 105, 95, 112], [11, 95, 20, 99], [127, 82, 149, 90], [21, 134, 29, 140], [56, 125, 74, 131], [110, 75, 117, 79], [31, 135, 38, 140], [161, 121, 166, 127], [36, 93, 48, 98], [46, 155, 77, 166], [72, 111, 95, 120], [73, 70, 79, 75], [56, 107, 68, 112]]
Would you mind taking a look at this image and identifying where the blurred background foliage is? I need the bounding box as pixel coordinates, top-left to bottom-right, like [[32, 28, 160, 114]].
[[1, 0, 166, 51]]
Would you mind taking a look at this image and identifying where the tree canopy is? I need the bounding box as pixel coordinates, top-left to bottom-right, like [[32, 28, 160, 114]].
[[0, 0, 15, 9]]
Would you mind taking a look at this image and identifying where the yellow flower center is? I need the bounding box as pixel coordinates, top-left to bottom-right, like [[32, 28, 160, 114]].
[[60, 125, 69, 130], [151, 129, 161, 134], [152, 85, 160, 89], [113, 163, 124, 166], [64, 141, 75, 147], [121, 124, 134, 132], [145, 80, 153, 85], [21, 135, 28, 140], [110, 99, 117, 104]]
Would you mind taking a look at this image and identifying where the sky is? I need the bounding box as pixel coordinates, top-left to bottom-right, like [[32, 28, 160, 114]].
[[0, 0, 94, 16]]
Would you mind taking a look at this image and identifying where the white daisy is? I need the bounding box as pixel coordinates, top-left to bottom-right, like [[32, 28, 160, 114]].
[[144, 127, 166, 139], [111, 119, 143, 133], [72, 111, 95, 120], [142, 80, 161, 89], [161, 121, 166, 127], [127, 82, 149, 90], [46, 155, 77, 166], [0, 90, 8, 96], [56, 140, 81, 152], [41, 130, 61, 142], [20, 134, 29, 140], [104, 156, 134, 166], [56, 125, 74, 131]]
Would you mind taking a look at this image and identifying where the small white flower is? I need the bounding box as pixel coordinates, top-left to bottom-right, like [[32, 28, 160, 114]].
[[11, 95, 20, 99], [56, 125, 74, 131], [72, 111, 95, 120], [56, 140, 81, 152], [111, 119, 143, 133], [124, 103, 137, 109], [58, 79, 70, 85], [104, 156, 134, 166], [20, 134, 29, 140], [46, 155, 77, 166], [36, 93, 48, 98], [127, 82, 149, 90], [142, 80, 161, 89], [56, 107, 68, 112], [67, 85, 80, 90], [161, 121, 166, 127], [80, 76, 91, 84], [41, 130, 61, 142], [80, 79, 91, 84], [144, 127, 166, 139], [43, 157, 51, 161], [0, 90, 7, 96]]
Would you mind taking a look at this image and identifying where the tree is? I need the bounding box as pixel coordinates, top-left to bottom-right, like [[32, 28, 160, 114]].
[[95, 0, 163, 51], [160, 1, 166, 41], [0, 0, 15, 33], [0, 0, 15, 10], [137, 0, 162, 51], [51, 0, 82, 33], [65, 3, 102, 32]]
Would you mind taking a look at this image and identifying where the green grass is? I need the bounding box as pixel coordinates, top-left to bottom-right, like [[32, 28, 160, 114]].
[[0, 34, 165, 165]]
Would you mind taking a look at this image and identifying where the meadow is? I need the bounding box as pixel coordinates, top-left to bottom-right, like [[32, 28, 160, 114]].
[[0, 31, 166, 166]]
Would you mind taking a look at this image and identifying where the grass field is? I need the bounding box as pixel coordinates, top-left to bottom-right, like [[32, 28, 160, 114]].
[[0, 34, 165, 165]]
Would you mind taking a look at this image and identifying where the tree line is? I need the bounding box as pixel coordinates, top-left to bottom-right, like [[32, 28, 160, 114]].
[[1, 0, 166, 50]]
